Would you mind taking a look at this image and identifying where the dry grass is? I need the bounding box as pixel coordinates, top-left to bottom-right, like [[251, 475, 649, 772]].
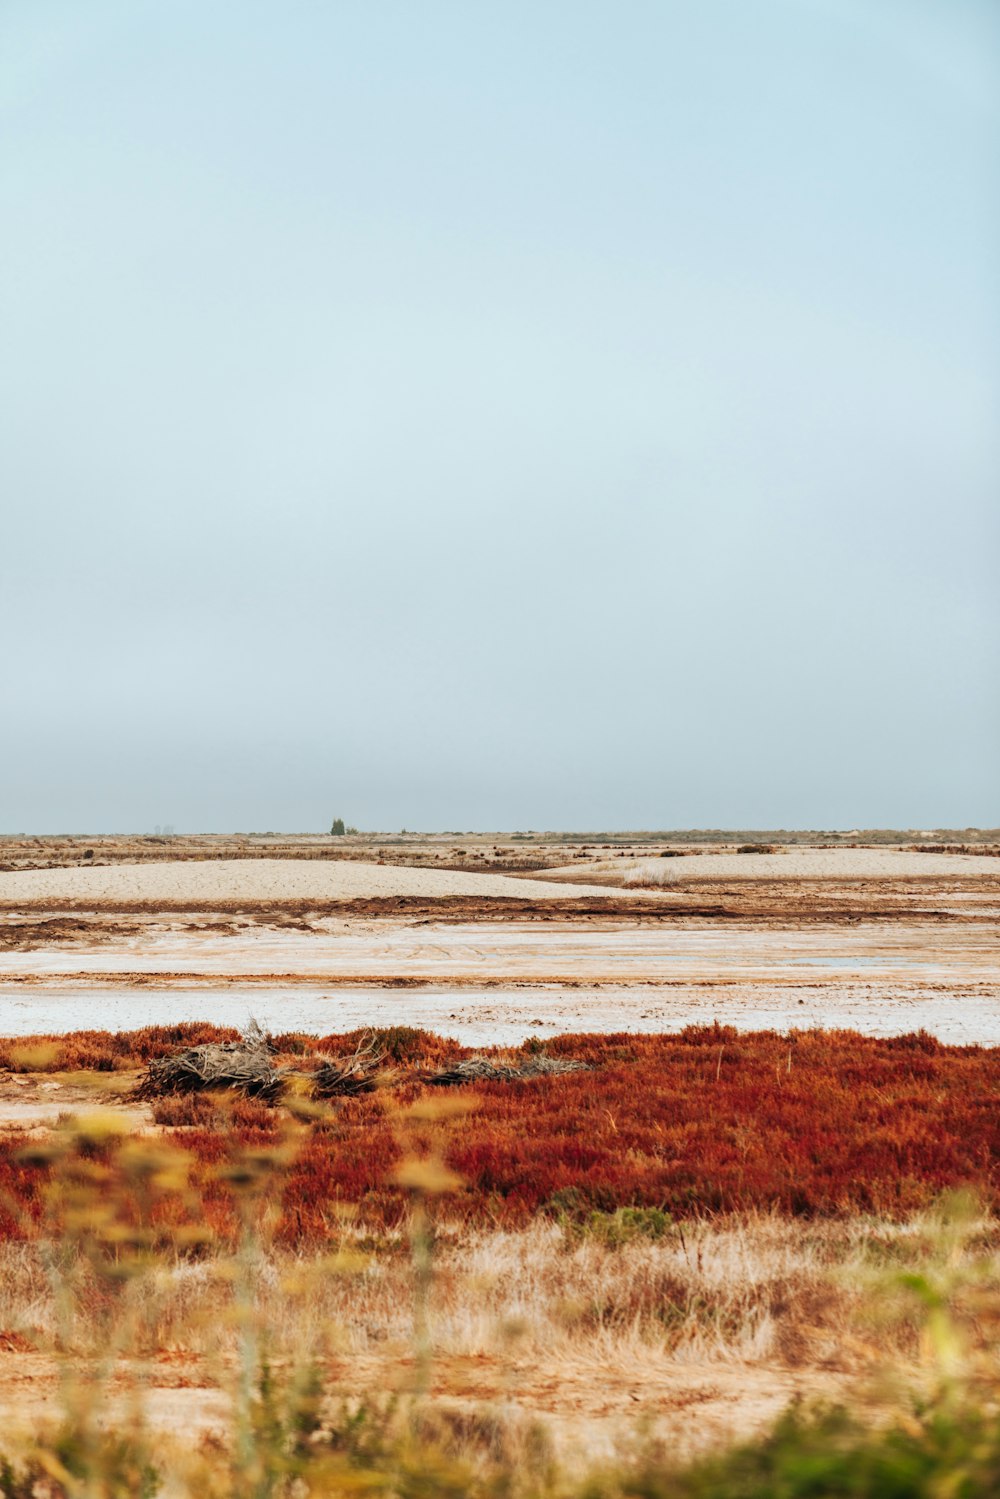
[[1, 1210, 990, 1372], [623, 859, 707, 887]]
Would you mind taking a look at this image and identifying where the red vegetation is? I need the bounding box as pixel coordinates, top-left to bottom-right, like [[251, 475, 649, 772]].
[[0, 1023, 245, 1073], [3, 1026, 1000, 1244], [0, 1023, 462, 1074]]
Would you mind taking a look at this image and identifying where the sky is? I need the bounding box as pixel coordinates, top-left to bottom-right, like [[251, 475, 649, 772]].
[[1, 0, 997, 833]]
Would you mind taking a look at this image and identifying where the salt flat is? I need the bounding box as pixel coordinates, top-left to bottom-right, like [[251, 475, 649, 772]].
[[3, 979, 999, 1047]]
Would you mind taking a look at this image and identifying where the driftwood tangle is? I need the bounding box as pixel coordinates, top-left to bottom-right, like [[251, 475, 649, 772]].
[[136, 1023, 589, 1102], [135, 1020, 283, 1102]]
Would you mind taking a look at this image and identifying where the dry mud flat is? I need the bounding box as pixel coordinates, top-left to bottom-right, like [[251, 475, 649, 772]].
[[0, 854, 998, 1044], [2, 920, 999, 1045]]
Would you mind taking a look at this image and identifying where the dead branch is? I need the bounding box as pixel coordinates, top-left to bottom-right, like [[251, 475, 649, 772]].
[[312, 1032, 391, 1098], [425, 1054, 589, 1087]]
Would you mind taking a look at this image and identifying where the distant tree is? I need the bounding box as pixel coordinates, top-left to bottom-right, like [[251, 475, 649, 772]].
[[330, 817, 346, 836]]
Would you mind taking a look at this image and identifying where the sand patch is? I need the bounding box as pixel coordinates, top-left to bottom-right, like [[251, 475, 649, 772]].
[[537, 848, 1000, 884], [0, 859, 618, 907]]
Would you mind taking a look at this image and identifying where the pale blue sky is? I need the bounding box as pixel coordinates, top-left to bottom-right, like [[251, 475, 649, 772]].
[[2, 1, 997, 832]]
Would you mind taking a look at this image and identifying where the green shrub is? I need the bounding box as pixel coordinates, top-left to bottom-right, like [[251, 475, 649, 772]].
[[572, 1206, 673, 1248], [628, 1402, 1000, 1498]]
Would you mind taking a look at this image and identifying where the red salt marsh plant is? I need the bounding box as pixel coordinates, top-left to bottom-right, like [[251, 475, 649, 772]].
[[0, 1024, 245, 1074], [4, 1026, 1000, 1243], [0, 1023, 461, 1076]]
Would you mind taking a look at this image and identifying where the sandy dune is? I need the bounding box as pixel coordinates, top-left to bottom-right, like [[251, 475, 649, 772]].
[[0, 858, 616, 906]]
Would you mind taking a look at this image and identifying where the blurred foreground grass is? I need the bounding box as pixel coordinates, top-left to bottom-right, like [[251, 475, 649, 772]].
[[3, 1104, 1000, 1495]]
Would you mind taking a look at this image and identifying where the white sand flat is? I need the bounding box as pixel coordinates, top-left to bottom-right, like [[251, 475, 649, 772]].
[[0, 858, 618, 905], [606, 848, 1000, 882]]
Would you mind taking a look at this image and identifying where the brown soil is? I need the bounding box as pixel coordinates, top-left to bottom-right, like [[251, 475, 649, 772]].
[[0, 1345, 849, 1461], [0, 1071, 151, 1132]]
